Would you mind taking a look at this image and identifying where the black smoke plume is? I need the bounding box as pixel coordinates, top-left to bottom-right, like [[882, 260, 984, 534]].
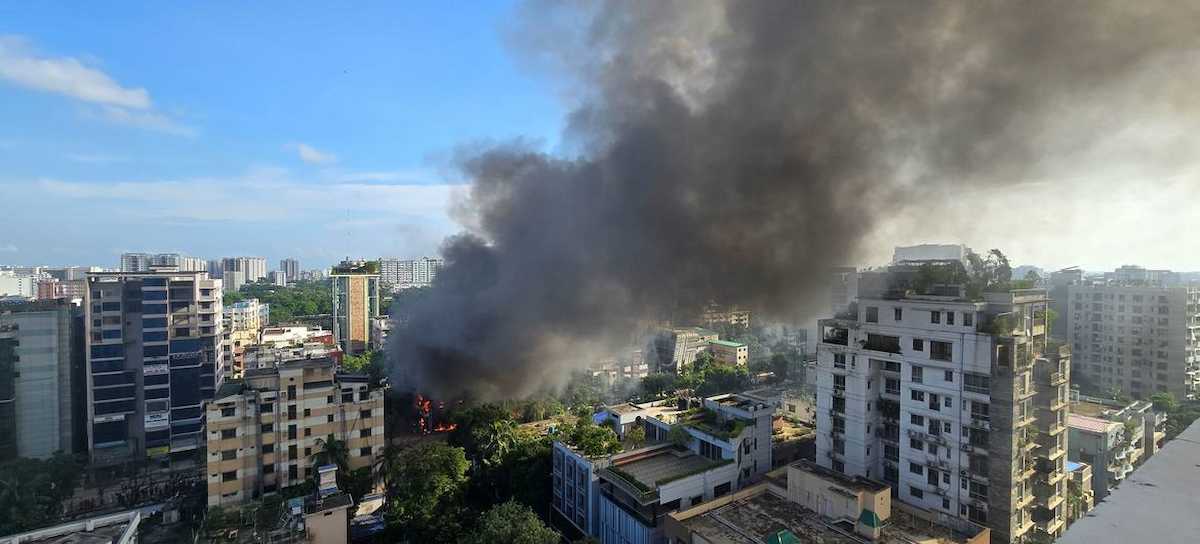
[[389, 1, 1200, 399]]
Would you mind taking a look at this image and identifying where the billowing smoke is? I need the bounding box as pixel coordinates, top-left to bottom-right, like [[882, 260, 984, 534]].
[[389, 1, 1200, 399]]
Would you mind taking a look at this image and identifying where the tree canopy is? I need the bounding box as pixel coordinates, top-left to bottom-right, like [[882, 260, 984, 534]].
[[223, 279, 332, 323], [0, 453, 83, 535], [468, 501, 559, 544], [384, 442, 470, 541]]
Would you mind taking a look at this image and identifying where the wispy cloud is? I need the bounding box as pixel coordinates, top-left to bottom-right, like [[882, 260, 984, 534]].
[[0, 35, 192, 136], [0, 243, 16, 252], [287, 143, 337, 164], [65, 152, 129, 164], [35, 170, 462, 224]]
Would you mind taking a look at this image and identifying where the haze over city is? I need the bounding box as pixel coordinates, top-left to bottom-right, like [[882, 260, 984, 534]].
[[1, 2, 1199, 544]]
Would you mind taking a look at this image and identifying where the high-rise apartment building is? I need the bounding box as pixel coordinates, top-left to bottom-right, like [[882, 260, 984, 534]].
[[0, 300, 83, 461], [85, 269, 224, 465], [652, 326, 719, 373], [0, 271, 37, 299], [221, 257, 268, 283], [330, 260, 380, 355], [379, 256, 443, 290], [1065, 281, 1200, 401], [279, 258, 300, 283], [816, 275, 1070, 543], [205, 356, 384, 507], [120, 253, 206, 273]]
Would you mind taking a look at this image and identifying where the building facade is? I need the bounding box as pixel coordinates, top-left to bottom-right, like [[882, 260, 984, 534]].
[[1066, 282, 1200, 400], [330, 261, 380, 355], [85, 270, 224, 465], [0, 300, 81, 460], [120, 253, 205, 273], [0, 271, 37, 299], [221, 257, 268, 283], [279, 258, 301, 283], [653, 327, 719, 374], [379, 256, 442, 291], [707, 340, 748, 366], [815, 283, 1070, 543], [205, 357, 384, 507]]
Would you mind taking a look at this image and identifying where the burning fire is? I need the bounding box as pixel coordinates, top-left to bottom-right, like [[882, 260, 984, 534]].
[[415, 394, 457, 434]]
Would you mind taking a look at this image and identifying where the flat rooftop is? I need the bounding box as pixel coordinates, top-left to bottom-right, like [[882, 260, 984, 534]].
[[709, 339, 746, 348], [1059, 419, 1200, 544], [681, 489, 977, 544], [0, 513, 139, 544], [1068, 414, 1114, 434], [614, 447, 727, 488]]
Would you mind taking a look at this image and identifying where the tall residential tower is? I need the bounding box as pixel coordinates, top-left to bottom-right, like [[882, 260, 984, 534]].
[[330, 260, 380, 355]]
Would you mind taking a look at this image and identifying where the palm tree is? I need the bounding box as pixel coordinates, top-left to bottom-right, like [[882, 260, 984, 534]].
[[310, 434, 350, 475], [472, 420, 517, 469]]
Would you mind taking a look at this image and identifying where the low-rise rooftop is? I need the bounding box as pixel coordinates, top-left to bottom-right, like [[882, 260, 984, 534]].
[[676, 487, 979, 544], [709, 339, 746, 348], [1068, 414, 1116, 434]]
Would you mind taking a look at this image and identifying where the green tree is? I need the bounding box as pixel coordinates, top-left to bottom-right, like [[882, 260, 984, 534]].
[[310, 434, 350, 474], [567, 422, 622, 457], [668, 424, 692, 448], [1151, 392, 1178, 412], [626, 425, 647, 448], [468, 501, 559, 544], [769, 353, 790, 382], [0, 453, 84, 535], [342, 351, 373, 373], [640, 373, 677, 398], [385, 443, 470, 541], [472, 419, 518, 468]]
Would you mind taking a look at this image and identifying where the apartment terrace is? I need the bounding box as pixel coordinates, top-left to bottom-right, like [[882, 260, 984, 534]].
[[601, 446, 733, 504], [672, 486, 985, 544]]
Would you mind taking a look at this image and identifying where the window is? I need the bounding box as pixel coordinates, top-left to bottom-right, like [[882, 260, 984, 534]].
[[359, 390, 369, 401], [912, 338, 924, 351], [910, 462, 923, 475], [360, 409, 371, 419], [221, 407, 235, 417], [911, 389, 925, 401], [944, 370, 954, 382], [894, 307, 903, 320], [360, 447, 372, 457], [304, 447, 311, 457], [221, 449, 237, 461], [910, 438, 923, 449], [946, 312, 955, 325], [261, 402, 274, 413], [222, 471, 238, 482], [911, 486, 924, 499], [943, 397, 952, 409], [289, 465, 298, 480], [261, 423, 274, 433], [833, 353, 846, 369], [964, 373, 990, 394], [263, 464, 274, 474], [963, 312, 973, 326], [942, 498, 950, 510], [263, 443, 274, 454], [911, 365, 923, 383], [866, 306, 879, 323], [220, 428, 236, 439], [930, 341, 952, 361], [303, 408, 311, 417], [327, 414, 334, 423], [931, 311, 941, 324], [304, 428, 311, 437], [360, 428, 372, 437], [911, 414, 924, 426]]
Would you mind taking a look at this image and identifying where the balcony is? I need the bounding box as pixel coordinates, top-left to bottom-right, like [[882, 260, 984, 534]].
[[1048, 372, 1067, 385], [1043, 422, 1066, 435], [967, 418, 991, 431]]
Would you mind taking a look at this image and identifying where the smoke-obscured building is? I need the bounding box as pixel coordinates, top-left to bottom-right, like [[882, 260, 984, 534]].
[[85, 269, 224, 465], [1066, 280, 1200, 401], [0, 300, 83, 461], [653, 327, 719, 374], [815, 273, 1071, 543], [205, 356, 383, 507], [331, 260, 380, 355], [379, 256, 443, 291]]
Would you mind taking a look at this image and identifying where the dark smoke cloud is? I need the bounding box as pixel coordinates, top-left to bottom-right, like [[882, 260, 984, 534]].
[[389, 1, 1200, 399]]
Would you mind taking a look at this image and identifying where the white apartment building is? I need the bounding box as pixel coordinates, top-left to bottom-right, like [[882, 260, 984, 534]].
[[279, 258, 300, 283], [816, 283, 1070, 544], [120, 253, 205, 273], [379, 256, 443, 290], [1066, 282, 1200, 400], [221, 257, 268, 283], [0, 271, 36, 298]]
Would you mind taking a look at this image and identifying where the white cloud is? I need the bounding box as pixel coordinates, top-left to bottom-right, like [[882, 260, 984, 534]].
[[0, 36, 149, 109], [0, 35, 192, 136], [288, 143, 337, 164], [92, 106, 196, 137], [65, 152, 129, 164]]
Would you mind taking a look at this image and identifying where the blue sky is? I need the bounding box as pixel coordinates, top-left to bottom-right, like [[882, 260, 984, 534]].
[[0, 2, 562, 269]]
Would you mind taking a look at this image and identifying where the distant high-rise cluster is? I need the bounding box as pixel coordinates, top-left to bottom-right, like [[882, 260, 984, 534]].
[[379, 256, 442, 291], [279, 258, 300, 283], [120, 252, 206, 272]]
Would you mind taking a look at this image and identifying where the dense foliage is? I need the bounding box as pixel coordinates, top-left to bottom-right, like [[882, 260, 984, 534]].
[[468, 501, 559, 544], [224, 279, 332, 323], [0, 454, 84, 535]]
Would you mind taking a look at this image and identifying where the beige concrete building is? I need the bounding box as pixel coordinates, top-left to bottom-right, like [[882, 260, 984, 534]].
[[707, 339, 749, 366], [205, 356, 384, 507]]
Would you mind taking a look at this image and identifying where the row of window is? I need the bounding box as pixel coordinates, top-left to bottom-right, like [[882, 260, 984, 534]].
[[864, 306, 975, 328]]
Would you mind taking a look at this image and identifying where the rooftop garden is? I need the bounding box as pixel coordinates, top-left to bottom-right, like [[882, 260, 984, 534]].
[[680, 407, 750, 440]]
